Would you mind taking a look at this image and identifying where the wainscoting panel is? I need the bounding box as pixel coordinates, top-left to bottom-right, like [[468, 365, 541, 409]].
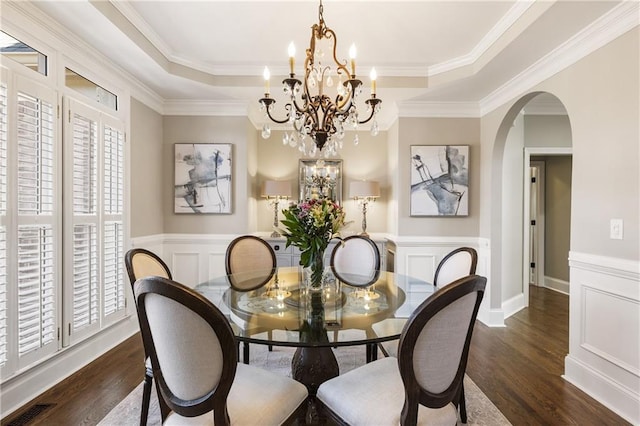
[[388, 237, 493, 322], [565, 251, 640, 425], [171, 252, 200, 286]]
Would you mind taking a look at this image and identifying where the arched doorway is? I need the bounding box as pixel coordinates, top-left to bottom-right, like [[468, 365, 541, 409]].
[[491, 92, 572, 318]]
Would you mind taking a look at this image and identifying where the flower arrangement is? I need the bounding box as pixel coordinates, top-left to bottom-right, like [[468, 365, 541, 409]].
[[279, 198, 348, 287]]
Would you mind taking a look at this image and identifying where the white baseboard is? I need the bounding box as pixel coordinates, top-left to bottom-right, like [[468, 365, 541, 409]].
[[502, 292, 526, 319], [544, 276, 570, 295], [1, 317, 139, 419], [477, 308, 506, 327], [564, 355, 640, 425]]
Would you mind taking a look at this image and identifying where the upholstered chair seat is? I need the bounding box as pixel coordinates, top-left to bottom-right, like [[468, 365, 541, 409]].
[[318, 357, 458, 426], [164, 363, 307, 425]]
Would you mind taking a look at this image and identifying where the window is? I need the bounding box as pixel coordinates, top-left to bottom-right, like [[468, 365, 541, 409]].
[[0, 31, 47, 76], [11, 75, 60, 371], [63, 98, 126, 346], [0, 61, 127, 379]]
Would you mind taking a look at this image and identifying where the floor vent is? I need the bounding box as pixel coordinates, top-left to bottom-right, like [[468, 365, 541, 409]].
[[7, 404, 55, 426]]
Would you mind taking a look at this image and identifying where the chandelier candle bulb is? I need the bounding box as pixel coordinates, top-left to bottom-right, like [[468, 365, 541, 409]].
[[288, 42, 296, 75], [349, 44, 357, 77], [263, 66, 271, 95], [370, 68, 377, 96]]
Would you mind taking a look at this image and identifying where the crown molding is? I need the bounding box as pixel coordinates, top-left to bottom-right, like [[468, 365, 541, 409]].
[[480, 1, 640, 116], [163, 99, 249, 116], [428, 0, 534, 76]]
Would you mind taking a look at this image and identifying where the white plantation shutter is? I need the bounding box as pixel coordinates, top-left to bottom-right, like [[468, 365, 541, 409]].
[[103, 221, 124, 316], [0, 79, 7, 367], [17, 226, 55, 356], [65, 100, 100, 343], [0, 64, 128, 378], [102, 119, 125, 321], [64, 100, 126, 345], [103, 125, 123, 215], [72, 224, 98, 330], [13, 75, 59, 366]]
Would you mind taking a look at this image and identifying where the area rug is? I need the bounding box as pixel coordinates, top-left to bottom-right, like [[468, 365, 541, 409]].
[[99, 343, 510, 425]]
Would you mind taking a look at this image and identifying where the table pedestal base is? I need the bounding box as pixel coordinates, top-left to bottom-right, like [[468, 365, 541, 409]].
[[291, 346, 339, 395]]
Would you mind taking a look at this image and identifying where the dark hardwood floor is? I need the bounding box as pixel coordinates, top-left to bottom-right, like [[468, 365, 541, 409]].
[[3, 286, 628, 425]]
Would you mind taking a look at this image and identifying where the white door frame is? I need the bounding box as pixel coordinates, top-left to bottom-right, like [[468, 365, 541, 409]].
[[523, 147, 572, 306]]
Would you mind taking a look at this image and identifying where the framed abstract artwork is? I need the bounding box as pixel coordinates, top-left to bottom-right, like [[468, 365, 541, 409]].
[[174, 143, 232, 214], [410, 145, 469, 216]]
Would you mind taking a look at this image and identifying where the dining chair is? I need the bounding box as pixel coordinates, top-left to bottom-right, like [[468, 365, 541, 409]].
[[225, 235, 276, 291], [330, 235, 381, 287], [434, 246, 478, 288], [124, 248, 172, 426], [134, 275, 308, 425], [225, 235, 277, 363], [317, 274, 486, 425]]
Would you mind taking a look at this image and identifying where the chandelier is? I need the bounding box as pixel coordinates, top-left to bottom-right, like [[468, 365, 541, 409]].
[[259, 0, 382, 157]]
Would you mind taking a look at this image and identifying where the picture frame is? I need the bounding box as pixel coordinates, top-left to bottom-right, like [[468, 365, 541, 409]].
[[299, 159, 343, 204], [174, 143, 232, 214], [410, 145, 469, 216]]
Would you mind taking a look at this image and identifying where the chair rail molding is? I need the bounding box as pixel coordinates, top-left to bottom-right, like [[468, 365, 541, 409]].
[[564, 251, 640, 425]]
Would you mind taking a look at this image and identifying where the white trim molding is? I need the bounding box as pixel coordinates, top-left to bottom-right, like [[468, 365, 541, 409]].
[[565, 251, 640, 425]]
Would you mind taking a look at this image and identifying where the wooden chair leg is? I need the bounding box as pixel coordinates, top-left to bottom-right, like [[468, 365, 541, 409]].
[[459, 382, 467, 424], [243, 342, 250, 364], [140, 369, 153, 426]]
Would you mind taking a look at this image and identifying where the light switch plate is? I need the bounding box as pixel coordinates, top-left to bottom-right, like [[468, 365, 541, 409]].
[[610, 218, 623, 240]]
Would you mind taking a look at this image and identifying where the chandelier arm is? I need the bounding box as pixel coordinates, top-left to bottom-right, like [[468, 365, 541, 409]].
[[260, 98, 294, 124], [325, 27, 350, 78], [357, 98, 383, 125]]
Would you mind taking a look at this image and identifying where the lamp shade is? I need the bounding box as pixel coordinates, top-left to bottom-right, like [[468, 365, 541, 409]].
[[349, 181, 380, 199], [262, 180, 292, 198]]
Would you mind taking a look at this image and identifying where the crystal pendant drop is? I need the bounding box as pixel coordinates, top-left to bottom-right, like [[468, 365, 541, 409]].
[[261, 124, 271, 139], [289, 132, 297, 147], [308, 75, 316, 88], [310, 144, 318, 158], [370, 120, 379, 137], [282, 133, 289, 146], [326, 75, 334, 87], [353, 134, 359, 146]]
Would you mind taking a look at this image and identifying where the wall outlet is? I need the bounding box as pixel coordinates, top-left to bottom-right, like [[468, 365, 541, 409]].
[[610, 218, 623, 240]]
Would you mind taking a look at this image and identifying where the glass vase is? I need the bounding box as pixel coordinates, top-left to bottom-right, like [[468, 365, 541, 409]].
[[304, 249, 325, 291]]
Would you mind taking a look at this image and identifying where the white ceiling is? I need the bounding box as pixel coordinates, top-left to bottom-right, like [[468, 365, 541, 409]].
[[31, 0, 624, 125]]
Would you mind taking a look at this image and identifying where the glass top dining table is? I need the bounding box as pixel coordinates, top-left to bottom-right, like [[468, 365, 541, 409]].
[[195, 266, 435, 395], [194, 266, 436, 348]]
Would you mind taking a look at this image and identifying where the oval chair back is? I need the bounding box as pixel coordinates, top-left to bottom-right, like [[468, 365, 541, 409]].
[[330, 235, 381, 287], [225, 235, 276, 291], [434, 247, 477, 288], [397, 275, 486, 424]]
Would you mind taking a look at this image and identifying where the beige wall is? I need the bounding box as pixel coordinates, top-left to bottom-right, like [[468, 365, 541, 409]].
[[538, 156, 572, 282], [162, 116, 255, 234], [256, 129, 389, 235], [129, 98, 164, 237], [524, 115, 572, 147], [396, 117, 481, 236], [481, 27, 639, 309]]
